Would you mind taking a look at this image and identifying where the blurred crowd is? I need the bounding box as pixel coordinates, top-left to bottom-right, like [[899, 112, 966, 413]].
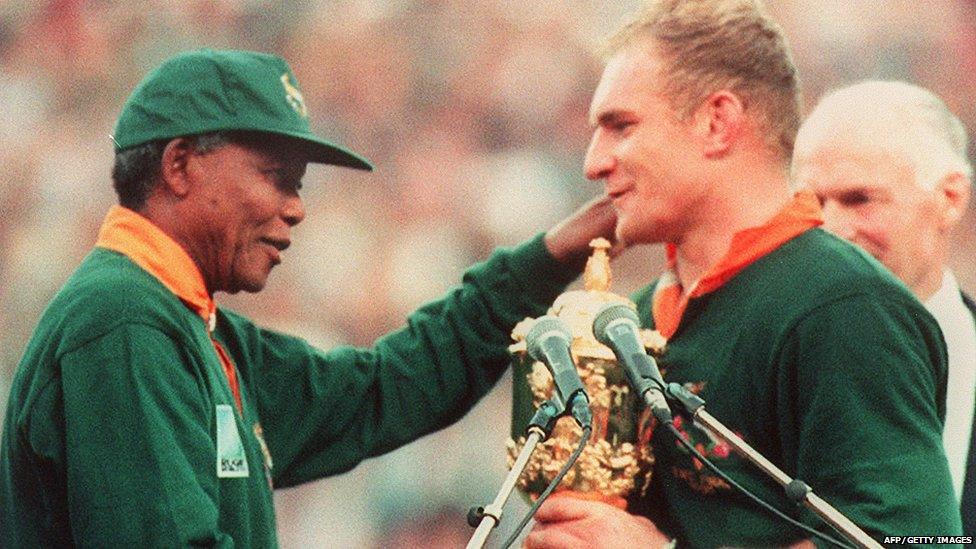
[[0, 1, 973, 547]]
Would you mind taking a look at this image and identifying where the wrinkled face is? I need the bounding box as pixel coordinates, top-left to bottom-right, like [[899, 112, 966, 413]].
[[185, 138, 307, 294], [584, 44, 705, 245], [792, 144, 942, 290]]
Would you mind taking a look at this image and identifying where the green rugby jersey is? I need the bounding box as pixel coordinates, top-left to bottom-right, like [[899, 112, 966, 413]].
[[630, 228, 960, 547], [1, 210, 575, 547]]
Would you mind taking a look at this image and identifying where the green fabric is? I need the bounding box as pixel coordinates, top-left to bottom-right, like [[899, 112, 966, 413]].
[[112, 49, 372, 170], [1, 233, 574, 547], [628, 229, 960, 548]]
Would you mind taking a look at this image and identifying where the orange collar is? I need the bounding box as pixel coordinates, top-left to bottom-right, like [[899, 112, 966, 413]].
[[95, 205, 216, 330], [652, 191, 823, 339]]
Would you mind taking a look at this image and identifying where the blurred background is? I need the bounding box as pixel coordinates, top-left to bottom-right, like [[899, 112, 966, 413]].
[[0, 0, 973, 547]]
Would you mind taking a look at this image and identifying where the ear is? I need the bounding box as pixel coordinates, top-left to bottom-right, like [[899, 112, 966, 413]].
[[935, 171, 971, 230], [694, 90, 745, 159], [160, 138, 195, 198]]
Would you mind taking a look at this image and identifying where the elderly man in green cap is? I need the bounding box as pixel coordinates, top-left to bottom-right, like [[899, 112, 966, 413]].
[[0, 49, 618, 547]]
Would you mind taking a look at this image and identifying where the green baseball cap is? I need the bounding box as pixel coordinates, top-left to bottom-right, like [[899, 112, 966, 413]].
[[112, 49, 373, 171]]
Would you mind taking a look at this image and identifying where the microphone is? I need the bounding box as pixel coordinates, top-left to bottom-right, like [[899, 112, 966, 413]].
[[526, 316, 592, 428], [592, 303, 673, 423]]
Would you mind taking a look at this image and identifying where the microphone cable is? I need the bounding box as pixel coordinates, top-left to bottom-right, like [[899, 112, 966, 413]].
[[663, 422, 856, 549], [500, 424, 593, 549]]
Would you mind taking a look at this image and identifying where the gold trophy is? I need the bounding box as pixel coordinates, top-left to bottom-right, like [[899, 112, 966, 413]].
[[507, 238, 665, 508]]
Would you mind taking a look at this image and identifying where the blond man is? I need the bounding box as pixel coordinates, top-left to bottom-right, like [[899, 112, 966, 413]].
[[526, 2, 958, 547]]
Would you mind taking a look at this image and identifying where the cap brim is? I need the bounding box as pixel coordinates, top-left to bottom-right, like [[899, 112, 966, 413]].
[[273, 129, 374, 171]]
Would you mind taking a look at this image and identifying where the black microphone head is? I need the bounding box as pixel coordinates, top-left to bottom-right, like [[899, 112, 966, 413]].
[[526, 315, 573, 361], [592, 302, 640, 346]]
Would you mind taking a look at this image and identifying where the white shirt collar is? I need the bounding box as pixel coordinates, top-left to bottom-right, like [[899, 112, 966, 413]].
[[925, 269, 967, 324], [925, 269, 976, 503]]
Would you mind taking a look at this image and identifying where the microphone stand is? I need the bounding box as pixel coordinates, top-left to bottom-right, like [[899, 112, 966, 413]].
[[661, 382, 883, 549], [465, 399, 561, 549]]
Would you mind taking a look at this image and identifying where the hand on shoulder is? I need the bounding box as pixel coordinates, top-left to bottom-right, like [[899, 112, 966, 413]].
[[544, 195, 625, 265]]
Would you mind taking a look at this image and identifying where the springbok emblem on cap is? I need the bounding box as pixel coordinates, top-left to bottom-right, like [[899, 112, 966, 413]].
[[281, 73, 308, 118]]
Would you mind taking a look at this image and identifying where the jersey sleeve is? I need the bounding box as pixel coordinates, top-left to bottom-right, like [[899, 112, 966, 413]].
[[238, 233, 579, 487]]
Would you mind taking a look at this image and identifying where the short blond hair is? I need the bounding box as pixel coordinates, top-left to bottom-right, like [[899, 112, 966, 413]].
[[602, 0, 801, 161]]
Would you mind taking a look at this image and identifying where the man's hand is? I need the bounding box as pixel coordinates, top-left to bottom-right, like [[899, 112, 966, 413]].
[[523, 497, 671, 549], [544, 195, 623, 265]]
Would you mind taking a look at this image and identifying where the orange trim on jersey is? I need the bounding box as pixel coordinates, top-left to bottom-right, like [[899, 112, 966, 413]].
[[652, 191, 823, 339], [95, 205, 242, 411], [211, 339, 242, 413], [96, 205, 214, 321]]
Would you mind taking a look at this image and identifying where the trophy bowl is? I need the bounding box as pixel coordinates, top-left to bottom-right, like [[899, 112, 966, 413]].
[[506, 239, 665, 508]]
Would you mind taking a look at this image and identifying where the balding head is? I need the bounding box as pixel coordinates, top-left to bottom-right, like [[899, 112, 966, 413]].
[[792, 80, 972, 299]]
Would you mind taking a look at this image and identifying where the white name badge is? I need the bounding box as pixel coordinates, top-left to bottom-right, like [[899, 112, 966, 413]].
[[216, 404, 249, 478]]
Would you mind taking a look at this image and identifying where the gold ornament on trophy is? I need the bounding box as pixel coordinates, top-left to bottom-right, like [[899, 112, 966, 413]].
[[506, 238, 666, 508]]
